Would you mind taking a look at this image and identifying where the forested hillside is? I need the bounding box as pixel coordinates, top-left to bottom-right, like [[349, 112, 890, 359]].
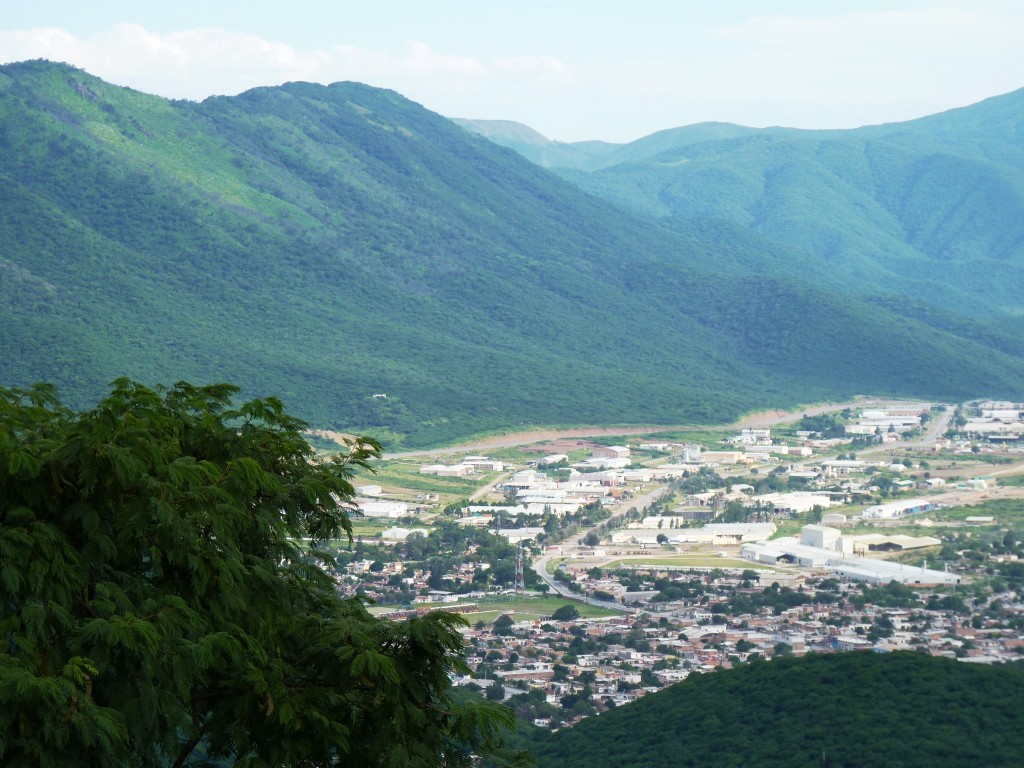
[[460, 89, 1024, 317], [2, 60, 1023, 446], [529, 652, 1024, 768]]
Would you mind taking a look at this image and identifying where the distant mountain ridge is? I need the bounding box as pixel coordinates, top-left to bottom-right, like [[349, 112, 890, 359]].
[[1, 60, 1023, 446], [457, 88, 1024, 317]]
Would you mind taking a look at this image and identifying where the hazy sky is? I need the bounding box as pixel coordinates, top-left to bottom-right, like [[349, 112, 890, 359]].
[[3, 1, 1023, 142]]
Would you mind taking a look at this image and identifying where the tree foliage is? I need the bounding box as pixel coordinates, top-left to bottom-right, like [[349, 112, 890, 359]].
[[551, 605, 580, 622], [3, 61, 1024, 448], [530, 652, 1024, 768], [0, 380, 527, 767]]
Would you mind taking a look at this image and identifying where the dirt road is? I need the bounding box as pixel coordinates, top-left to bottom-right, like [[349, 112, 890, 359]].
[[383, 397, 912, 459]]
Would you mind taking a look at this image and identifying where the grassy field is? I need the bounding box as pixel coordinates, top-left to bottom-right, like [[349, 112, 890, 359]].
[[930, 498, 1024, 523], [354, 460, 490, 503], [833, 499, 1024, 542], [644, 429, 731, 448], [470, 595, 622, 623], [546, 557, 567, 575], [370, 594, 622, 623]]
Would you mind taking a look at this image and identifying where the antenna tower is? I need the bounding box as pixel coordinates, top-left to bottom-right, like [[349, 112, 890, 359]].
[[515, 544, 526, 596]]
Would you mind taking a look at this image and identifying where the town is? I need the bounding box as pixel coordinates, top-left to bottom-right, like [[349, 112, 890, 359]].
[[319, 399, 1024, 729]]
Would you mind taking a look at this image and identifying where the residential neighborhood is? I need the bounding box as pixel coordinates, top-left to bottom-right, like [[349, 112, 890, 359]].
[[328, 399, 1024, 729]]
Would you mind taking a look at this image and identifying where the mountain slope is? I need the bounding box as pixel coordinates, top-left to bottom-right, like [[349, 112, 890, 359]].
[[465, 89, 1024, 317], [530, 652, 1024, 768], [2, 61, 1023, 446]]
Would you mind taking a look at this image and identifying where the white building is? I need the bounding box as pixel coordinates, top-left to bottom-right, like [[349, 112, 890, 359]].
[[748, 492, 837, 515], [462, 456, 505, 471], [592, 445, 630, 459], [577, 456, 631, 470], [861, 498, 933, 519], [611, 522, 775, 546], [504, 470, 554, 491], [419, 463, 474, 477], [380, 527, 429, 541], [359, 500, 409, 518], [538, 454, 569, 466], [701, 451, 745, 465], [742, 541, 957, 585], [801, 524, 842, 551], [494, 527, 545, 544], [729, 428, 771, 446], [821, 460, 866, 476]]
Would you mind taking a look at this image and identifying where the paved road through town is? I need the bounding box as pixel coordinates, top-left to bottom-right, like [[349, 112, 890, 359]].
[[531, 483, 670, 611]]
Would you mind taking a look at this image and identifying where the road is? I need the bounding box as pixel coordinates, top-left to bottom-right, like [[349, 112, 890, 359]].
[[530, 483, 669, 611], [469, 471, 511, 502], [383, 397, 908, 460]]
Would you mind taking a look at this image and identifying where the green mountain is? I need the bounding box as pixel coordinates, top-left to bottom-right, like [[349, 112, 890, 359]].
[[450, 118, 621, 170], [453, 118, 765, 171], [2, 60, 1023, 447], [461, 90, 1024, 317], [529, 652, 1024, 768]]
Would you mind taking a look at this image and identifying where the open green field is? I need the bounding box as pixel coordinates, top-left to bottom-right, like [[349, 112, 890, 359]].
[[543, 558, 567, 575], [837, 499, 1024, 541], [370, 594, 621, 623], [354, 460, 490, 503], [773, 519, 806, 538], [644, 429, 731, 448], [467, 595, 622, 623], [931, 498, 1024, 523]]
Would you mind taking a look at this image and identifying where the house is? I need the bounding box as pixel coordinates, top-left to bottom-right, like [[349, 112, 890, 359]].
[[419, 463, 474, 477], [592, 445, 630, 460], [358, 500, 408, 518], [861, 498, 933, 519], [462, 456, 505, 472], [380, 527, 428, 541]]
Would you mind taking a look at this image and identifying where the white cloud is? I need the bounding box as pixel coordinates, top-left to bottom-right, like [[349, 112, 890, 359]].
[[0, 24, 571, 104], [1, 7, 1021, 141]]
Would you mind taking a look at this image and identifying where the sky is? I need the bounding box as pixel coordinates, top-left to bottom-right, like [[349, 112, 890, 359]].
[[2, 1, 1023, 143]]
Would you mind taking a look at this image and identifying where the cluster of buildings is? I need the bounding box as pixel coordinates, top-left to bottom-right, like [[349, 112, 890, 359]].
[[741, 524, 955, 585], [844, 403, 933, 437], [960, 401, 1024, 444], [419, 456, 506, 476], [455, 570, 1024, 728], [610, 522, 777, 546]]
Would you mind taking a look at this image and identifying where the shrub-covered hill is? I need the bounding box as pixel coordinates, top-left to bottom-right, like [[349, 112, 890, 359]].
[[2, 60, 1024, 446], [462, 88, 1024, 318], [530, 652, 1024, 768]]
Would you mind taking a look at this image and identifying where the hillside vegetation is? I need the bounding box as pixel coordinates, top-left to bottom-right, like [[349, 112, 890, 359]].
[[529, 652, 1024, 768], [460, 89, 1024, 317], [2, 60, 1023, 446]]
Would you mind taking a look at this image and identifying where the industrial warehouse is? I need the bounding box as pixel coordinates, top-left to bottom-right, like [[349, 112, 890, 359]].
[[741, 524, 958, 586]]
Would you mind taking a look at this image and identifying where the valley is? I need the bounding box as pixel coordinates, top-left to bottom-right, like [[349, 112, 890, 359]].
[[2, 61, 1024, 449], [328, 398, 1024, 749], [3, 53, 1024, 768]]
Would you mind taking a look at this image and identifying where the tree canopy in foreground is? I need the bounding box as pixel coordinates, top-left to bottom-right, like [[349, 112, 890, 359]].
[[0, 380, 528, 767]]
